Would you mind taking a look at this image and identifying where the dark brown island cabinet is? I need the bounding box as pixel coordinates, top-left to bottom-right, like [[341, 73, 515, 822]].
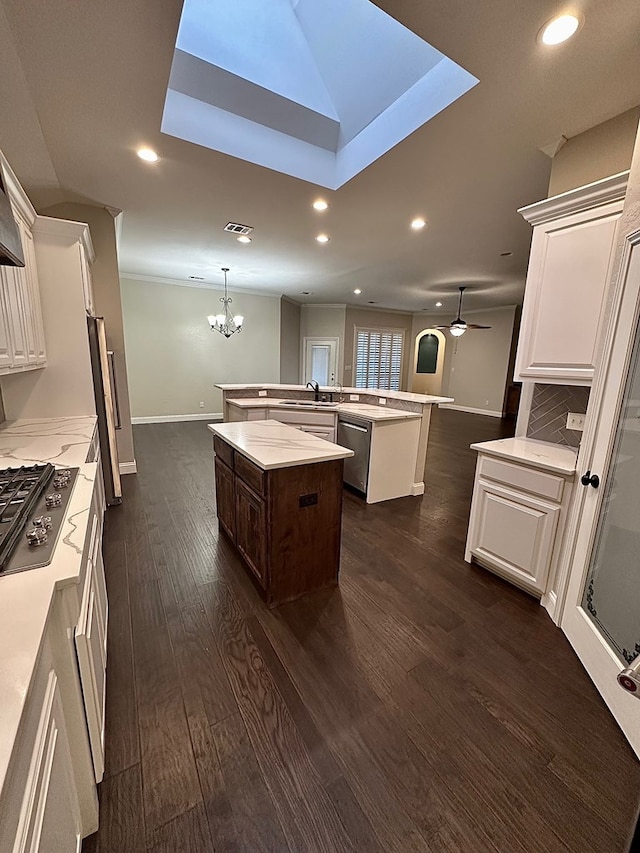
[[209, 420, 353, 607]]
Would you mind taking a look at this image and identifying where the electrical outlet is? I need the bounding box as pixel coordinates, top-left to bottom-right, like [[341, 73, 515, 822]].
[[199, 401, 204, 408], [567, 412, 585, 431], [379, 398, 387, 405], [258, 389, 268, 397], [349, 394, 360, 401]]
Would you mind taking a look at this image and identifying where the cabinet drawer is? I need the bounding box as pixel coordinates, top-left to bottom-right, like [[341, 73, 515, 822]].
[[213, 436, 234, 470], [270, 408, 336, 428], [478, 455, 564, 502], [235, 452, 266, 497]]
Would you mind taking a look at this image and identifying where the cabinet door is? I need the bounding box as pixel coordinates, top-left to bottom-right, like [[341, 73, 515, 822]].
[[75, 514, 108, 783], [0, 276, 13, 370], [1, 265, 28, 367], [214, 458, 236, 540], [12, 671, 82, 853], [298, 425, 336, 442], [19, 220, 46, 364], [469, 480, 560, 594], [78, 242, 94, 315], [515, 201, 622, 384], [235, 479, 267, 587]]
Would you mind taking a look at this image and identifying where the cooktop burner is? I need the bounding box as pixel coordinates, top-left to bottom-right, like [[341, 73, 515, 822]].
[[0, 464, 80, 576]]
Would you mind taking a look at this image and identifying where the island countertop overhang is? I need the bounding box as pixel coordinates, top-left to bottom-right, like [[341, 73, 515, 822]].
[[209, 419, 354, 471]]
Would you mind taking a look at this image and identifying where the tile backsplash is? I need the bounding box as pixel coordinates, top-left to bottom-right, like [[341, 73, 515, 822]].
[[527, 383, 590, 448]]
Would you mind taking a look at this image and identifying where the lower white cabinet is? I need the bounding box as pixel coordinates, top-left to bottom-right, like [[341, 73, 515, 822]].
[[465, 453, 574, 596]]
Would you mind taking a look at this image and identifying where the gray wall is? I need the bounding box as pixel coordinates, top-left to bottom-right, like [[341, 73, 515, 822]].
[[41, 202, 136, 466], [300, 305, 347, 382], [549, 107, 640, 196], [279, 297, 300, 383], [414, 307, 517, 415], [122, 277, 280, 418]]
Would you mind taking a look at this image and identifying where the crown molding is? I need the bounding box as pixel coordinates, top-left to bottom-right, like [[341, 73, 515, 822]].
[[119, 271, 281, 299], [33, 215, 95, 261], [519, 170, 629, 226], [0, 151, 37, 227]]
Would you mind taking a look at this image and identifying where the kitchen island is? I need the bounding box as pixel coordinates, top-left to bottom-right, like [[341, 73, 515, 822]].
[[209, 419, 353, 607]]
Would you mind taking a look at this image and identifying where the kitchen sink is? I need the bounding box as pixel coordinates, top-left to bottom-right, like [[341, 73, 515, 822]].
[[280, 400, 338, 408]]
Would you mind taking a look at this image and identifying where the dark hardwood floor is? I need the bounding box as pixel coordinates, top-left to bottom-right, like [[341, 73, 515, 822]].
[[84, 409, 640, 852]]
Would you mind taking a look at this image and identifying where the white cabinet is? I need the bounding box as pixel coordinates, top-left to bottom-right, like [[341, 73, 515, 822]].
[[515, 172, 628, 385], [466, 452, 574, 596], [0, 154, 47, 375]]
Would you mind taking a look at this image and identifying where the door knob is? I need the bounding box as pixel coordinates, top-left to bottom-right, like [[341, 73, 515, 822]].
[[580, 471, 600, 488]]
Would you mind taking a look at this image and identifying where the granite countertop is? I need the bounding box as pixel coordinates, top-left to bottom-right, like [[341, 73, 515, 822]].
[[470, 437, 579, 475], [216, 383, 453, 406], [0, 417, 99, 797], [227, 397, 421, 422], [209, 419, 354, 470]]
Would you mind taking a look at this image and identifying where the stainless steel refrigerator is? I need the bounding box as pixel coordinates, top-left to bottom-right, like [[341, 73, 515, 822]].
[[87, 316, 122, 505]]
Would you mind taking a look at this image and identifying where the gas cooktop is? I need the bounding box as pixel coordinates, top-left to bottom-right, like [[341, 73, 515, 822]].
[[0, 464, 79, 576]]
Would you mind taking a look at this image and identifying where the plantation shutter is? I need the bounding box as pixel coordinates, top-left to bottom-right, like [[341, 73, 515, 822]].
[[354, 328, 404, 390]]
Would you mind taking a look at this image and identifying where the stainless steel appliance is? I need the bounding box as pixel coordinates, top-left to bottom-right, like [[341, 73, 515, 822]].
[[337, 415, 371, 494], [0, 464, 80, 575], [87, 316, 122, 505]]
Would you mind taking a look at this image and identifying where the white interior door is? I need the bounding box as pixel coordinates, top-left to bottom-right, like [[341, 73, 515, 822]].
[[561, 227, 640, 758], [303, 338, 338, 386]]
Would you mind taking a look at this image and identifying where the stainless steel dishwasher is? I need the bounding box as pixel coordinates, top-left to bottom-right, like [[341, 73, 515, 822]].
[[337, 415, 371, 493]]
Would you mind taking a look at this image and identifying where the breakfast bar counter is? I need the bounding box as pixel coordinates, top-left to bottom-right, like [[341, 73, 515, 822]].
[[208, 420, 353, 607]]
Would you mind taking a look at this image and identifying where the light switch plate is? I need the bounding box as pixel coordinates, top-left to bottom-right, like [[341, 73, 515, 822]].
[[258, 389, 267, 397], [379, 398, 387, 405], [349, 394, 360, 401], [567, 412, 585, 431]]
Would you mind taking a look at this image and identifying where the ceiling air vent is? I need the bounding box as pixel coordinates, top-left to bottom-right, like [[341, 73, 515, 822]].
[[224, 222, 254, 235], [189, 275, 205, 281]]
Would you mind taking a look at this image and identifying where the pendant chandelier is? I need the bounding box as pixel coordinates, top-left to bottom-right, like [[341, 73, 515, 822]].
[[207, 267, 244, 338]]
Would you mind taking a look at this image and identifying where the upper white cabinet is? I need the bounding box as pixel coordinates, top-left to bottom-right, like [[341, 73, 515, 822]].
[[514, 172, 628, 385], [0, 153, 48, 375]]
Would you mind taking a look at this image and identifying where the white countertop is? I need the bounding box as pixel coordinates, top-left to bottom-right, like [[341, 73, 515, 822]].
[[470, 437, 579, 475], [0, 416, 97, 468], [209, 419, 354, 470], [227, 397, 421, 422], [216, 383, 453, 406], [0, 417, 99, 797]]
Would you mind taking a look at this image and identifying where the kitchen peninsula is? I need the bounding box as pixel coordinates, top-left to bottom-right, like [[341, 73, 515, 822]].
[[216, 383, 453, 502], [209, 419, 353, 607]]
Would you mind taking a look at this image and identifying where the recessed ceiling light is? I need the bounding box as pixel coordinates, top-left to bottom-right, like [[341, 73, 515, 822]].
[[313, 199, 329, 211], [436, 301, 443, 307], [540, 14, 580, 45], [316, 234, 330, 244], [500, 251, 513, 257], [354, 289, 362, 295], [137, 147, 159, 163], [411, 217, 427, 230], [237, 235, 252, 244]]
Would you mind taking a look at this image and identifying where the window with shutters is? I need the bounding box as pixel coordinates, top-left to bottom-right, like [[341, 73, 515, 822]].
[[354, 327, 404, 390]]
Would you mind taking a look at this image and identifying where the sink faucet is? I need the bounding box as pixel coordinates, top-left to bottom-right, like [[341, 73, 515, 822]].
[[306, 380, 320, 401]]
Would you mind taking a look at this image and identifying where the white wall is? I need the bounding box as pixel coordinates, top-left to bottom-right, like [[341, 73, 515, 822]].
[[280, 297, 301, 383], [121, 277, 280, 419], [413, 307, 517, 415]]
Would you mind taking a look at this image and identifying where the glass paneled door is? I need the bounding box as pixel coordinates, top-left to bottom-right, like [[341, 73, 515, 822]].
[[303, 338, 338, 387], [562, 228, 640, 758]]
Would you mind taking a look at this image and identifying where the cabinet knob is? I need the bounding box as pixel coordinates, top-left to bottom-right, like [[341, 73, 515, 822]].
[[580, 471, 600, 489]]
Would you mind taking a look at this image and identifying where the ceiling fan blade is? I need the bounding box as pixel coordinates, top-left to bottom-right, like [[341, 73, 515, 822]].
[[465, 324, 491, 329]]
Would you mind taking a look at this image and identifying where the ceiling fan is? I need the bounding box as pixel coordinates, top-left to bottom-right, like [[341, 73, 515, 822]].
[[434, 286, 491, 337]]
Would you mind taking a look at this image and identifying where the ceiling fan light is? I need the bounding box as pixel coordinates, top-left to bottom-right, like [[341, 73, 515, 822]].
[[449, 323, 467, 337]]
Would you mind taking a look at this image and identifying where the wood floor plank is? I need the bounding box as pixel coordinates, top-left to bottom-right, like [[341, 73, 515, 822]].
[[146, 803, 214, 853], [92, 764, 145, 853]]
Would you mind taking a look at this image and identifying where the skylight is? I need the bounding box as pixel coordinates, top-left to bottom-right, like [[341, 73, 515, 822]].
[[161, 0, 478, 189]]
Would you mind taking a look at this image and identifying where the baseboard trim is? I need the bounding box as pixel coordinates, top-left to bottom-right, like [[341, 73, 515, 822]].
[[411, 482, 425, 496], [131, 413, 223, 424], [119, 460, 138, 475], [439, 404, 503, 418]]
